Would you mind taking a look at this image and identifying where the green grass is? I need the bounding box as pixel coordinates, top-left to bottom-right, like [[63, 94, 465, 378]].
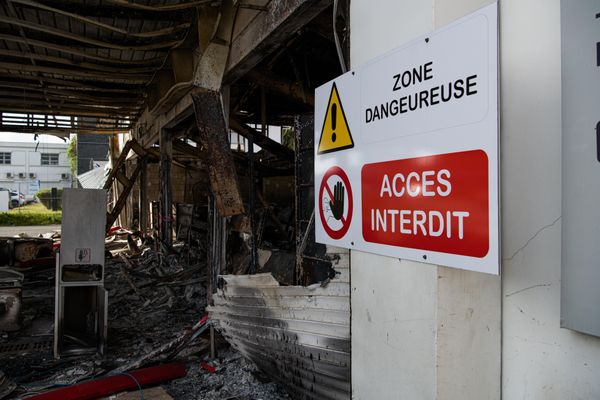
[[0, 202, 61, 226]]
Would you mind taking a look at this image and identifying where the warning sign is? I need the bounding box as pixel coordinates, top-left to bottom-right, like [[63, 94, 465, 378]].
[[361, 150, 489, 257], [314, 3, 499, 274], [319, 166, 353, 239], [317, 83, 354, 154]]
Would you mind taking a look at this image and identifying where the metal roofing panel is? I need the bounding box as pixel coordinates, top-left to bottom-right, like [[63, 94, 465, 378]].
[[208, 273, 351, 400]]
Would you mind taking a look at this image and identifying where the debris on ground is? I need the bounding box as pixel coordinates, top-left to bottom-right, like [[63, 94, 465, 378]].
[[0, 371, 16, 400], [165, 349, 291, 400], [0, 232, 290, 399]]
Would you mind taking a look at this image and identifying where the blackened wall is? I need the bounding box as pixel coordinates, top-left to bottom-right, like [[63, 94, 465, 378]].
[[77, 134, 109, 175]]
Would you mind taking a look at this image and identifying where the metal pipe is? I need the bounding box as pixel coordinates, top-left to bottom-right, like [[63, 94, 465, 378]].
[[333, 0, 348, 73]]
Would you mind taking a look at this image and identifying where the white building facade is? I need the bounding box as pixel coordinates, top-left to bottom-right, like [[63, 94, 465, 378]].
[[0, 141, 71, 195]]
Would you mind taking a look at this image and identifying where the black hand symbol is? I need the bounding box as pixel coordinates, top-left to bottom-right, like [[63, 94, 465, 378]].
[[329, 181, 345, 220]]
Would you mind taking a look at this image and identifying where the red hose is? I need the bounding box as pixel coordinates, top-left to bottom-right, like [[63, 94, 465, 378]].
[[28, 363, 186, 400]]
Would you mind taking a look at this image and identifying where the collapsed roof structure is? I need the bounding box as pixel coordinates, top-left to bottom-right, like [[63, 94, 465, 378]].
[[0, 1, 351, 399]]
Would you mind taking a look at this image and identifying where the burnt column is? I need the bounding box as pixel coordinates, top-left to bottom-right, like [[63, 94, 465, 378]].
[[159, 128, 172, 246]]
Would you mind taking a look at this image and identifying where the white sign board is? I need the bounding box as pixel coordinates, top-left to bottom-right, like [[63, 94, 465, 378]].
[[314, 3, 499, 274], [28, 179, 40, 195], [0, 191, 9, 212]]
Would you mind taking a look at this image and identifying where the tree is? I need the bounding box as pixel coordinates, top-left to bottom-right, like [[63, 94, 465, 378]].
[[67, 136, 77, 174]]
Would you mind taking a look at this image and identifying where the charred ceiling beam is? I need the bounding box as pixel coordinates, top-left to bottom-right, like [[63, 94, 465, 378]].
[[229, 117, 294, 162], [0, 16, 184, 51], [246, 70, 314, 106], [3, 0, 60, 120], [0, 75, 144, 93], [0, 62, 151, 83], [0, 49, 157, 74], [172, 139, 204, 160], [0, 117, 131, 129], [0, 105, 137, 118], [104, 0, 214, 12], [9, 0, 192, 38], [0, 87, 144, 105], [0, 126, 129, 135], [13, 1, 195, 20], [0, 34, 164, 65], [225, 0, 332, 83], [0, 94, 142, 110]]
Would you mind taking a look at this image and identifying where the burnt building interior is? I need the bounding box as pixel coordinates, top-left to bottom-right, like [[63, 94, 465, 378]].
[[0, 1, 351, 399]]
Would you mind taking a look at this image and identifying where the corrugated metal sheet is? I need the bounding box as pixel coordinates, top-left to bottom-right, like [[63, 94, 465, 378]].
[[77, 163, 108, 189], [208, 250, 350, 400]]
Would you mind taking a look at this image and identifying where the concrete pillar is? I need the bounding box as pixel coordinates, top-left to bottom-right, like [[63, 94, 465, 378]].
[[350, 1, 500, 399]]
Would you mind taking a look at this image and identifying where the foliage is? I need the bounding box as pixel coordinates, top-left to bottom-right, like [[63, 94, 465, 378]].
[[1, 203, 61, 225], [0, 212, 61, 226], [67, 136, 77, 174], [36, 188, 63, 210], [281, 127, 295, 150]]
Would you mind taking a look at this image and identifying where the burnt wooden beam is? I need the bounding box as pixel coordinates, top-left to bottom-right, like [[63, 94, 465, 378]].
[[160, 129, 173, 246], [139, 157, 148, 232], [105, 0, 212, 11], [0, 76, 144, 97], [246, 70, 314, 106], [173, 139, 204, 159], [0, 93, 142, 111], [229, 117, 294, 162], [192, 88, 244, 217], [0, 33, 164, 65], [225, 0, 332, 83], [14, 1, 193, 19], [0, 88, 143, 106], [10, 0, 191, 38], [0, 105, 137, 118], [0, 74, 144, 92], [0, 62, 151, 83], [0, 125, 129, 135], [0, 49, 157, 74], [0, 16, 183, 51]]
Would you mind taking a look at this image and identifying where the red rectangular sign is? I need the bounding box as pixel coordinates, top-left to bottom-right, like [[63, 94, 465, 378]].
[[361, 150, 489, 257]]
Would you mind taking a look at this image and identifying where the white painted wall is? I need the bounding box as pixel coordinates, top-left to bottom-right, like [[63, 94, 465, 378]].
[[350, 3, 436, 397], [500, 0, 600, 398], [350, 0, 600, 399], [351, 1, 500, 399], [0, 141, 71, 195]]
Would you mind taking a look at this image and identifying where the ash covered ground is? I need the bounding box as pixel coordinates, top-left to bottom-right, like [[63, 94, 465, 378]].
[[0, 241, 290, 399]]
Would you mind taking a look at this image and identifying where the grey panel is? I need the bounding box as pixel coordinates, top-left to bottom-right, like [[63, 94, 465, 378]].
[[560, 0, 600, 337], [60, 189, 107, 269]]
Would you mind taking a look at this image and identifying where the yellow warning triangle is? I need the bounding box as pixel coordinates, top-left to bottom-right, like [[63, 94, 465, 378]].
[[317, 82, 354, 154]]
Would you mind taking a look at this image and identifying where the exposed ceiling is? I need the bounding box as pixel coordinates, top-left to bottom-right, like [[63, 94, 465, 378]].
[[0, 0, 205, 135]]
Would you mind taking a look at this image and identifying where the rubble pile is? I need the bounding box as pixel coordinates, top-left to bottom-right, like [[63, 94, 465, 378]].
[[166, 349, 291, 400], [0, 234, 290, 399]]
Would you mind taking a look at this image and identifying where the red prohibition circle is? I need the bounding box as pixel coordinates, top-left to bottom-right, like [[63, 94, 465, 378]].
[[319, 165, 353, 240]]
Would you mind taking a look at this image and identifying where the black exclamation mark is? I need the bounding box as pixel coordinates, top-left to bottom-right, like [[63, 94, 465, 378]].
[[331, 103, 337, 142]]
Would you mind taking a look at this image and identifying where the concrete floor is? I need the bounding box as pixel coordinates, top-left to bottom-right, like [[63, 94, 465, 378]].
[[0, 224, 60, 237]]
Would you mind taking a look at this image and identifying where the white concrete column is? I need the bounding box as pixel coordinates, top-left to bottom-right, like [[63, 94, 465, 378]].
[[350, 1, 500, 399]]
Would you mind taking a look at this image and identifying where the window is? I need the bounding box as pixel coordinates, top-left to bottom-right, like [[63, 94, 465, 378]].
[[41, 153, 59, 165], [0, 153, 11, 164], [0, 152, 11, 164]]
